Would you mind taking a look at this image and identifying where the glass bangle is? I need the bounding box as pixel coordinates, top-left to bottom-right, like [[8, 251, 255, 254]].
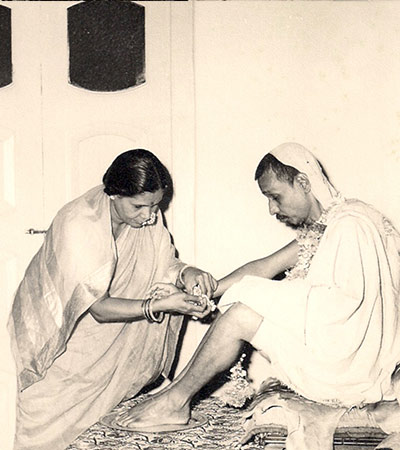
[[178, 264, 195, 285], [148, 298, 164, 323]]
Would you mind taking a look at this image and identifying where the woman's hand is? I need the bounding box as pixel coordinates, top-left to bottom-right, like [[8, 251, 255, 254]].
[[181, 267, 218, 298], [153, 290, 211, 319], [147, 282, 180, 299]]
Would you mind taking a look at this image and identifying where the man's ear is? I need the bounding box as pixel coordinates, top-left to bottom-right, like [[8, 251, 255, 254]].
[[295, 173, 311, 193]]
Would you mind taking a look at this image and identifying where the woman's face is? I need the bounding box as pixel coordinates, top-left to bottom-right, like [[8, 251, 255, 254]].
[[110, 189, 164, 228]]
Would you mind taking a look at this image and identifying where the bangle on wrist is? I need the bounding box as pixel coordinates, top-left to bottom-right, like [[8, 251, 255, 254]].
[[142, 298, 164, 323], [142, 298, 151, 322], [148, 298, 165, 323], [178, 264, 195, 286]]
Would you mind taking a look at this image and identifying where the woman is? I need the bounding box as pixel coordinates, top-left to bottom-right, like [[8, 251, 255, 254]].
[[8, 149, 216, 450]]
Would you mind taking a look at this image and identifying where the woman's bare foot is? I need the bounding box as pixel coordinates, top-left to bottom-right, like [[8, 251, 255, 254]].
[[117, 391, 190, 429]]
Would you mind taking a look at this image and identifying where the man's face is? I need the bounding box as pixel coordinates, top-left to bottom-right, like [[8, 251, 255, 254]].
[[258, 170, 312, 229]]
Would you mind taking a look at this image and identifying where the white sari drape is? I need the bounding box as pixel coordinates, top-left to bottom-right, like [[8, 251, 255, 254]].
[[8, 186, 184, 450]]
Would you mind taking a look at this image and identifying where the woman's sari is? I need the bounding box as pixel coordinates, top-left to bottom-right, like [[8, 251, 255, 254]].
[[8, 186, 184, 450]]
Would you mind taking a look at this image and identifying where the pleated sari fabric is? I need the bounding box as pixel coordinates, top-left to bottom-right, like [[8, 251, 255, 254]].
[[8, 186, 184, 450]]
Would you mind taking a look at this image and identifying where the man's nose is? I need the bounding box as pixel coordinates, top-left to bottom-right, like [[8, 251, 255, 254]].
[[268, 201, 279, 216]]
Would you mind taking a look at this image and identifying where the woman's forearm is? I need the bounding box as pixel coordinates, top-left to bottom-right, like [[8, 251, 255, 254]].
[[89, 289, 208, 323], [89, 296, 145, 323]]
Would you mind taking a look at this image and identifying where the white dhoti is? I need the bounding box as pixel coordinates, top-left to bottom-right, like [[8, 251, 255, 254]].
[[220, 199, 400, 408]]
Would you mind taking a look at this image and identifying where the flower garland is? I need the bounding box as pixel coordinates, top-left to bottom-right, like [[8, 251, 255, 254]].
[[285, 221, 326, 281], [218, 353, 255, 408], [286, 195, 345, 281]]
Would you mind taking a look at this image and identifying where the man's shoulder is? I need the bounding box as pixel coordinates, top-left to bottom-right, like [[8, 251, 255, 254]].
[[327, 198, 394, 234], [329, 198, 379, 217], [334, 198, 375, 215]]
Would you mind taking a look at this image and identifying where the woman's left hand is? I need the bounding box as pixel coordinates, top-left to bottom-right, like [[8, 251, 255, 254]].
[[147, 282, 180, 300], [154, 291, 212, 319], [181, 267, 218, 298]]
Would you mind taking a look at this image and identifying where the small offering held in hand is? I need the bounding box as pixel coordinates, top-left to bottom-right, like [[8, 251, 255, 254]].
[[192, 284, 217, 312]]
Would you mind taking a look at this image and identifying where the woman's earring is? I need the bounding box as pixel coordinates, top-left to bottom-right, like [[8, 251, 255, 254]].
[[110, 195, 115, 200]]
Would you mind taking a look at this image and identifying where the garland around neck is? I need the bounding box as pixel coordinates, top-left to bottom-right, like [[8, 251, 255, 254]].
[[286, 194, 345, 281]]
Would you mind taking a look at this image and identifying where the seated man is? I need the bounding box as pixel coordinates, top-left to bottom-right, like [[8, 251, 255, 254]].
[[117, 143, 400, 441]]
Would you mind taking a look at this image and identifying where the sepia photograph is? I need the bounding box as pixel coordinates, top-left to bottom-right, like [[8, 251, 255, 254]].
[[1, 1, 400, 449]]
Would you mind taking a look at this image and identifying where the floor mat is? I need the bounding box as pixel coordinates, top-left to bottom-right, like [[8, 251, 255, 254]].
[[67, 396, 387, 450]]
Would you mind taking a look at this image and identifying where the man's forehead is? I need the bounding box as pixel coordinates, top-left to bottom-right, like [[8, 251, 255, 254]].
[[258, 170, 286, 194]]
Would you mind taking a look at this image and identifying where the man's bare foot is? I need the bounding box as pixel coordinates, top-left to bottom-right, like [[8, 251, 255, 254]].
[[117, 391, 190, 429]]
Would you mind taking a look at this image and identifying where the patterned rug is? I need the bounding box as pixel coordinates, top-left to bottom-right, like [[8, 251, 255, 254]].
[[67, 395, 263, 450], [67, 394, 387, 450]]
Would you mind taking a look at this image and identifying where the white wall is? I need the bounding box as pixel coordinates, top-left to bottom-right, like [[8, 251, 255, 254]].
[[191, 1, 400, 278], [166, 1, 400, 385]]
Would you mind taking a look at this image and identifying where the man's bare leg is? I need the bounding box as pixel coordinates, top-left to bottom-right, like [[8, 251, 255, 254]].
[[118, 302, 263, 428]]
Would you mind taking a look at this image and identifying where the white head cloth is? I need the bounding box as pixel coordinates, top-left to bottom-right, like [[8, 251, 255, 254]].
[[269, 142, 339, 210]]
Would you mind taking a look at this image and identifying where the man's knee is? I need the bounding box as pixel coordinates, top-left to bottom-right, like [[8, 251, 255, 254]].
[[223, 302, 263, 342]]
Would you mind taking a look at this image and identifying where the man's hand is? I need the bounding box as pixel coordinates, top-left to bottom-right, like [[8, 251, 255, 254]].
[[181, 267, 218, 298]]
